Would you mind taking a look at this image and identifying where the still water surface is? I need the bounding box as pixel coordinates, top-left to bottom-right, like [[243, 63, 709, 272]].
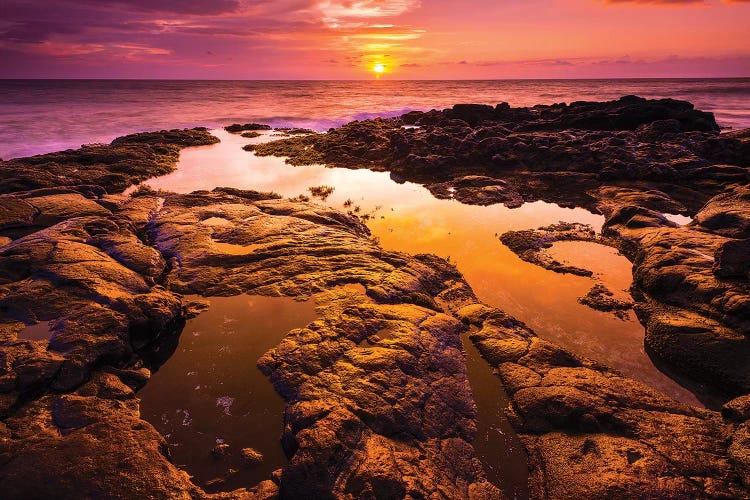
[[141, 129, 710, 407], [137, 128, 716, 495], [138, 294, 318, 491]]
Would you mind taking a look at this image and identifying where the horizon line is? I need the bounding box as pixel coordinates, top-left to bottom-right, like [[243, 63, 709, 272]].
[[2, 76, 750, 82]]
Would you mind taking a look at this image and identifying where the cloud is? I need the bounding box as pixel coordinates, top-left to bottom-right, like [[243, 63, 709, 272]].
[[600, 0, 750, 4], [471, 57, 577, 67], [317, 0, 420, 20], [0, 0, 430, 77], [602, 0, 704, 4], [92, 0, 243, 15]]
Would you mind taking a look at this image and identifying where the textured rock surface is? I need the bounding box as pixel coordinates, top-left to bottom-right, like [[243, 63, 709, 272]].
[[577, 283, 633, 320], [2, 100, 750, 499], [499, 222, 605, 277], [0, 182, 499, 498], [0, 128, 218, 194], [252, 96, 750, 397], [443, 290, 748, 499]]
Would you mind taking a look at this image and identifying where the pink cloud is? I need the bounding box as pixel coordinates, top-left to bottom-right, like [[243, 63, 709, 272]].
[[1, 0, 749, 78]]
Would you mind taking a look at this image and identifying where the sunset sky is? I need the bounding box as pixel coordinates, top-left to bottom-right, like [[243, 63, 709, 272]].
[[1, 0, 749, 79]]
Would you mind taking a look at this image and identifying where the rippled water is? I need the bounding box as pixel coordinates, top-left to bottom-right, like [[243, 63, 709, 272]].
[[2, 78, 749, 159]]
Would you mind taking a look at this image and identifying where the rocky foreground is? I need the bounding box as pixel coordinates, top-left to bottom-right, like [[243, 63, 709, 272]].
[[252, 96, 750, 399], [0, 98, 749, 499]]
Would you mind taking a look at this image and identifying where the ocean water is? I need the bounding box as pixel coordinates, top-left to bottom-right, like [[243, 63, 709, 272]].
[[1, 78, 749, 160], [5, 79, 742, 494]]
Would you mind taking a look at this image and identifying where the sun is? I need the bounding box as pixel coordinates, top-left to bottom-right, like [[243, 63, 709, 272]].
[[373, 63, 385, 75]]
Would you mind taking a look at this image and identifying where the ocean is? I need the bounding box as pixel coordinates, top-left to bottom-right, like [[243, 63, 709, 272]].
[[1, 78, 749, 160]]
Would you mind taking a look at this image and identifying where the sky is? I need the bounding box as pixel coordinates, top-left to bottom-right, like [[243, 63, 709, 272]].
[[1, 0, 749, 79]]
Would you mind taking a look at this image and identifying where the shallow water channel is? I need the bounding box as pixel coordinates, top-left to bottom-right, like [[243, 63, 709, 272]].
[[138, 295, 318, 491], [135, 128, 715, 493]]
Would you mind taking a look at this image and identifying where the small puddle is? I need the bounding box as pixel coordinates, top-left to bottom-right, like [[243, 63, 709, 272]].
[[18, 321, 53, 341], [543, 240, 711, 407], [211, 241, 262, 255], [663, 213, 693, 226], [137, 294, 318, 492], [546, 240, 632, 296], [461, 332, 529, 500], [200, 217, 233, 227]]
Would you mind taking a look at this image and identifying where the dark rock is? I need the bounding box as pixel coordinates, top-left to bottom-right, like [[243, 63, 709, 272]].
[[240, 447, 263, 467], [577, 283, 633, 320], [444, 104, 497, 126], [500, 222, 604, 276], [723, 395, 750, 423], [212, 443, 231, 459], [714, 239, 750, 279], [0, 128, 218, 194], [224, 123, 272, 133]]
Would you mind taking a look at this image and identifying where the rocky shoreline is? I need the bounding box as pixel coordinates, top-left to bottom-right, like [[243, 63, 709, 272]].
[[0, 97, 749, 499], [252, 96, 750, 399]]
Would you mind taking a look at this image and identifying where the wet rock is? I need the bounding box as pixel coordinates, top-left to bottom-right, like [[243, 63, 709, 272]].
[[0, 211, 185, 393], [723, 395, 750, 423], [0, 128, 218, 194], [224, 123, 271, 133], [729, 423, 750, 490], [260, 286, 498, 498], [444, 104, 498, 126], [74, 372, 135, 400], [148, 189, 449, 300], [461, 299, 748, 499], [0, 394, 203, 499], [429, 175, 524, 208], [714, 239, 750, 279], [619, 222, 750, 393], [694, 185, 750, 238], [500, 222, 604, 276], [0, 341, 65, 397], [0, 186, 500, 498], [240, 447, 263, 467], [276, 127, 317, 135], [0, 197, 37, 229], [251, 97, 747, 397], [695, 186, 750, 239], [212, 443, 231, 459], [249, 96, 731, 188], [24, 193, 111, 226], [2, 100, 750, 498], [577, 283, 633, 320]]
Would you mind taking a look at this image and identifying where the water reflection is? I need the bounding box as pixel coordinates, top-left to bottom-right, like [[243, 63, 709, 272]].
[[462, 332, 529, 500], [137, 295, 318, 492], [138, 129, 708, 407], [18, 321, 53, 341]]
